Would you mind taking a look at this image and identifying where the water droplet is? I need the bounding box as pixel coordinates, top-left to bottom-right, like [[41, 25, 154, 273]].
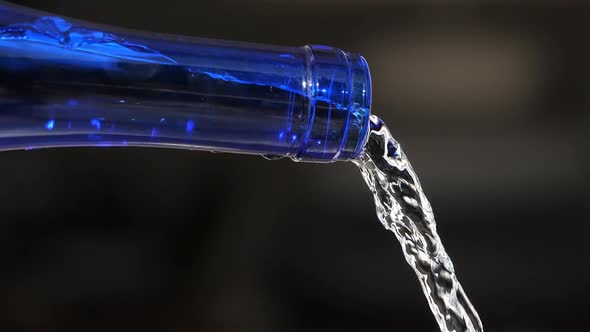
[[90, 118, 101, 130], [262, 154, 284, 161], [45, 120, 54, 130], [185, 119, 195, 133]]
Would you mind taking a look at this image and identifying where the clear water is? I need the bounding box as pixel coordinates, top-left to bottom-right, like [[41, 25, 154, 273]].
[[354, 115, 483, 332]]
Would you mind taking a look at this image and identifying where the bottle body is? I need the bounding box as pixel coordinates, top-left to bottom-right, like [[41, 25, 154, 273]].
[[0, 2, 371, 161]]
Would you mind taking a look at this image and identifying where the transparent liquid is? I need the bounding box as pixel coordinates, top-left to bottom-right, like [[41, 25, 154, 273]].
[[354, 115, 483, 332]]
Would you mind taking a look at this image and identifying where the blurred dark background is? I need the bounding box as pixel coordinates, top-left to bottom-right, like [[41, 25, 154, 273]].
[[1, 0, 589, 331]]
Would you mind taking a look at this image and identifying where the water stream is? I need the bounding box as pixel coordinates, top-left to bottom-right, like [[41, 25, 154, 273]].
[[354, 115, 483, 332]]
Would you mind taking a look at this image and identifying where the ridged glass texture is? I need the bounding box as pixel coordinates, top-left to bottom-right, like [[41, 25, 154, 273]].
[[0, 1, 371, 161]]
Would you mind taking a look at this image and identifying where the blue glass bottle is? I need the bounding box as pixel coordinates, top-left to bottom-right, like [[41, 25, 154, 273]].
[[0, 1, 371, 161]]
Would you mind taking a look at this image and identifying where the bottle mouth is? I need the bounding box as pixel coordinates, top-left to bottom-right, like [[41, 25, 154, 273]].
[[296, 45, 372, 162], [344, 54, 372, 161]]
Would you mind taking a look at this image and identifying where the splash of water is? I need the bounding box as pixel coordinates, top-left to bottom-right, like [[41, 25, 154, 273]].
[[354, 115, 483, 332]]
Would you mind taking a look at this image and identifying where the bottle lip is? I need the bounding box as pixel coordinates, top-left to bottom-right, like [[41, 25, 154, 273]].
[[347, 55, 372, 161], [331, 52, 372, 162], [295, 46, 372, 162]]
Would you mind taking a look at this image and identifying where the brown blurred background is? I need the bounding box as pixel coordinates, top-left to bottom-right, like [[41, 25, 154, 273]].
[[1, 0, 589, 331]]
